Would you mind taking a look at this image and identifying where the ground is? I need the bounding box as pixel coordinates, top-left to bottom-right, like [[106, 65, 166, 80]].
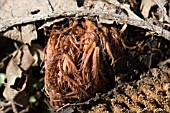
[[0, 0, 170, 113]]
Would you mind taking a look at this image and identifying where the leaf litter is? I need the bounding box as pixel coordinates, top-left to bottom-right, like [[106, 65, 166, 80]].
[[0, 0, 169, 112]]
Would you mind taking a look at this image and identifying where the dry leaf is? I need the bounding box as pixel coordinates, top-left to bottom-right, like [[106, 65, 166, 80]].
[[155, 0, 169, 22], [3, 45, 34, 107], [140, 0, 169, 22], [30, 44, 44, 66], [0, 0, 78, 32], [140, 0, 156, 18], [3, 24, 37, 45]]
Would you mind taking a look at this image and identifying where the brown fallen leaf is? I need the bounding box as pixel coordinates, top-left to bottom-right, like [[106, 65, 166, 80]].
[[3, 45, 34, 107]]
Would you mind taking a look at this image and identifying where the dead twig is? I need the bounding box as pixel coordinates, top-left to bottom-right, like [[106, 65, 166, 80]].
[[56, 93, 101, 112], [0, 100, 11, 111], [11, 103, 18, 113]]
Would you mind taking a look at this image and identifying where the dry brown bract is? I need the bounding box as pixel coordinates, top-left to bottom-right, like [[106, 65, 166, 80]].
[[44, 18, 123, 108]]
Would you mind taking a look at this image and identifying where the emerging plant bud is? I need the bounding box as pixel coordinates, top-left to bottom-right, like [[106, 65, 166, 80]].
[[44, 18, 123, 108]]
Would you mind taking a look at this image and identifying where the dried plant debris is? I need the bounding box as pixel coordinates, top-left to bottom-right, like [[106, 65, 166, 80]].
[[140, 0, 169, 23], [44, 18, 123, 108], [120, 24, 170, 69], [1, 44, 43, 112], [0, 0, 169, 112], [3, 45, 34, 108], [1, 0, 169, 42], [2, 24, 37, 45], [46, 23, 170, 113]]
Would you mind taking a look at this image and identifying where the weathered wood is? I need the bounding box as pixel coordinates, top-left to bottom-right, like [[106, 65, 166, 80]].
[[0, 10, 169, 40]]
